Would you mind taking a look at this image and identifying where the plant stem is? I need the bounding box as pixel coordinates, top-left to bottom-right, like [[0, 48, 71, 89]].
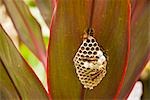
[[88, 0, 95, 29], [81, 1, 96, 99], [80, 85, 85, 100]]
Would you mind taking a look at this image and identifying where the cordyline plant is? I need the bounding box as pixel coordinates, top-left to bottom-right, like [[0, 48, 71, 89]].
[[0, 0, 149, 99]]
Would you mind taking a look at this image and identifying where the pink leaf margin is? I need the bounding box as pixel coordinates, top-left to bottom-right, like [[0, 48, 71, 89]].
[[47, 0, 58, 99], [114, 0, 131, 99]]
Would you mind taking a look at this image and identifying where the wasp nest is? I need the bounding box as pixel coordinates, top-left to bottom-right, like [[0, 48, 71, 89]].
[[73, 35, 107, 89]]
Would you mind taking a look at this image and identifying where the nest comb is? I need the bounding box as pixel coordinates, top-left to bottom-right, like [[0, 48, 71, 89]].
[[73, 35, 107, 89]]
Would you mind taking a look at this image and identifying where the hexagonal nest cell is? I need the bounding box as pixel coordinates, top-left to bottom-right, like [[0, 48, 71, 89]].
[[73, 35, 107, 90]]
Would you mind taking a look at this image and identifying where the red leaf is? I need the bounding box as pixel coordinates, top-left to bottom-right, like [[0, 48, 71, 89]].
[[2, 0, 47, 68], [47, 0, 129, 99]]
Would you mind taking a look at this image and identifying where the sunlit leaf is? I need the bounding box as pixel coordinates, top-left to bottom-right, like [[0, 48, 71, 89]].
[[119, 0, 150, 98], [2, 0, 46, 66], [24, 0, 36, 7], [19, 43, 47, 88], [47, 0, 129, 99], [35, 0, 53, 26], [0, 26, 49, 99], [141, 61, 150, 99]]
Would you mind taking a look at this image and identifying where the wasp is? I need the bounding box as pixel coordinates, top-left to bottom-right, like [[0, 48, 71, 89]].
[[83, 28, 94, 40]]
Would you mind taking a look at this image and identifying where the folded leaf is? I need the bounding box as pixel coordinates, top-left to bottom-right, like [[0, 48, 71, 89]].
[[47, 0, 129, 99], [0, 26, 49, 99], [35, 0, 52, 26], [119, 0, 150, 98], [2, 0, 46, 66]]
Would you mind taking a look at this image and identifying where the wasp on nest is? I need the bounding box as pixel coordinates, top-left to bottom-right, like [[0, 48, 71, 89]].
[[73, 28, 107, 89]]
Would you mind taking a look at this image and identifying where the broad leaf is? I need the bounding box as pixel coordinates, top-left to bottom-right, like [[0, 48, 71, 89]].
[[119, 0, 150, 98], [0, 26, 49, 99], [47, 0, 129, 99], [2, 0, 46, 66], [35, 0, 53, 26]]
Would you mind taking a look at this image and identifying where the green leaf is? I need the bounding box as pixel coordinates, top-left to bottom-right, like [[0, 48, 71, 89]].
[[35, 0, 52, 26], [0, 60, 20, 99], [47, 0, 129, 99], [2, 0, 46, 66], [19, 43, 47, 88], [119, 0, 150, 98], [24, 0, 36, 7], [141, 62, 150, 99], [0, 26, 49, 99]]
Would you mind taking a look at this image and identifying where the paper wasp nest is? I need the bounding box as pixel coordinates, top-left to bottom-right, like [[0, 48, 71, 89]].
[[73, 35, 107, 89]]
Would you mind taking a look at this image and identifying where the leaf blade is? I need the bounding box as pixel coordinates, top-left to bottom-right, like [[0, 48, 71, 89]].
[[0, 26, 49, 99], [47, 0, 129, 99], [2, 0, 46, 66], [47, 0, 89, 99], [84, 0, 130, 99], [119, 0, 150, 97], [35, 0, 53, 26], [0, 60, 20, 99]]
